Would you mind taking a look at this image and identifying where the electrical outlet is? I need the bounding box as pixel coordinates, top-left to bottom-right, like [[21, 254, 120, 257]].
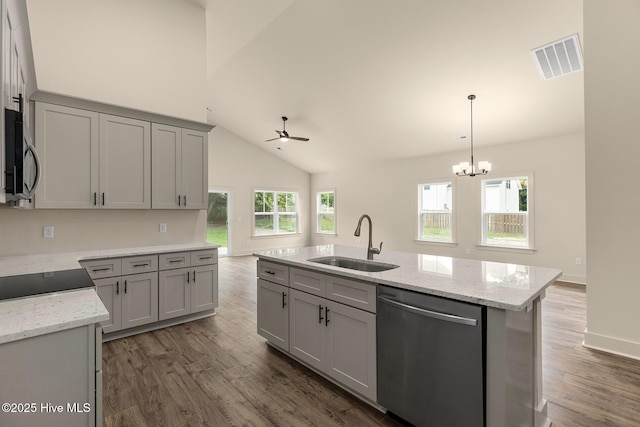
[[576, 257, 582, 265], [355, 237, 362, 244], [43, 226, 54, 238], [159, 223, 167, 233], [466, 248, 471, 255]]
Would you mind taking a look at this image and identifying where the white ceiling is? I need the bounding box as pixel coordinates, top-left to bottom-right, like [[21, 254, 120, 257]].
[[204, 0, 584, 174]]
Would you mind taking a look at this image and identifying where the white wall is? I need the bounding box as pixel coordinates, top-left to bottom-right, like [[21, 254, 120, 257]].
[[0, 208, 207, 256], [26, 0, 207, 122], [311, 133, 586, 284], [208, 126, 311, 255], [584, 0, 640, 359]]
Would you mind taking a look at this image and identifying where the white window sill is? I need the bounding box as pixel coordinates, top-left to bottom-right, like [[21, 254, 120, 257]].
[[315, 232, 337, 237], [475, 244, 536, 254], [252, 232, 302, 239], [414, 240, 457, 248]]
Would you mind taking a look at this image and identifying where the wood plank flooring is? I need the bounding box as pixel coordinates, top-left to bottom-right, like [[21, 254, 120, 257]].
[[102, 256, 640, 426]]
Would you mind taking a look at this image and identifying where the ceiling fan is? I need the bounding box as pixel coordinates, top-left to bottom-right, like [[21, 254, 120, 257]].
[[265, 116, 310, 142]]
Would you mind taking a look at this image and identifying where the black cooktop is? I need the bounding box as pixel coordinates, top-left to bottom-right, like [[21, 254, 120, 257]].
[[0, 268, 94, 302]]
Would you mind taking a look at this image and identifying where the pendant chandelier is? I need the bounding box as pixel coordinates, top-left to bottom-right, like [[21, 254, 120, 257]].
[[452, 94, 491, 177]]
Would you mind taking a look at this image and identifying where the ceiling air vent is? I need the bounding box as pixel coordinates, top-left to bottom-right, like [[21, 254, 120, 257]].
[[532, 34, 583, 80]]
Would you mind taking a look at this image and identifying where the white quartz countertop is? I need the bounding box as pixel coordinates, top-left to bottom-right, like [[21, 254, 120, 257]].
[[0, 242, 219, 344], [254, 245, 562, 311]]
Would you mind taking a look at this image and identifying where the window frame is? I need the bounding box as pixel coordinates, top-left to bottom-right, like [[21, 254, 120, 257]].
[[479, 173, 535, 251], [253, 189, 300, 237], [416, 180, 455, 245], [316, 189, 337, 235]]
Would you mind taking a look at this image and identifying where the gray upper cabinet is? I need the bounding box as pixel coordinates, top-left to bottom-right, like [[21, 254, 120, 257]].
[[99, 114, 151, 209], [34, 102, 151, 209], [152, 123, 208, 209], [34, 103, 100, 208]]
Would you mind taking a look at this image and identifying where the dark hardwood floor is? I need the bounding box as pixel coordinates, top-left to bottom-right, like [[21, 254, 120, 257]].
[[102, 256, 640, 427]]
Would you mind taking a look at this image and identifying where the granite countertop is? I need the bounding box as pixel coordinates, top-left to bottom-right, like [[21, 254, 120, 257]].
[[254, 244, 562, 311], [0, 242, 219, 345]]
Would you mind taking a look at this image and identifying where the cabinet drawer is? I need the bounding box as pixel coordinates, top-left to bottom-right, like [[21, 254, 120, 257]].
[[81, 258, 122, 279], [257, 260, 289, 286], [122, 255, 158, 275], [290, 267, 326, 297], [327, 276, 377, 313], [191, 249, 217, 266], [159, 252, 191, 270]]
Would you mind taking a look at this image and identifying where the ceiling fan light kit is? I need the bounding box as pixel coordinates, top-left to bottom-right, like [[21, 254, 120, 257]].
[[265, 116, 310, 143], [452, 94, 491, 177]]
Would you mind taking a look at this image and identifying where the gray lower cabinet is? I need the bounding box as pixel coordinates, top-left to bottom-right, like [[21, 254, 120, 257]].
[[94, 272, 159, 333], [257, 278, 289, 351], [158, 250, 218, 321], [256, 261, 377, 402], [84, 255, 159, 334], [0, 325, 102, 427], [289, 289, 377, 401]]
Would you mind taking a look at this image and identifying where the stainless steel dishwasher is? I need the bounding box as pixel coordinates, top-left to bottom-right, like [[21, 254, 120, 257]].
[[377, 284, 486, 427]]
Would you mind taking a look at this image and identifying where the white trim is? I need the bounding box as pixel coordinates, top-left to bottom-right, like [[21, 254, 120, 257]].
[[476, 244, 536, 254], [414, 240, 458, 248], [583, 329, 640, 361]]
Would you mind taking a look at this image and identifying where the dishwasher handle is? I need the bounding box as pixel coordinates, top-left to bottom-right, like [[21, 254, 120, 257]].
[[378, 296, 478, 326]]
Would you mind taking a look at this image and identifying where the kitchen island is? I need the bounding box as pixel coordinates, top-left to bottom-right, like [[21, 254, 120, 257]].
[[254, 244, 562, 427]]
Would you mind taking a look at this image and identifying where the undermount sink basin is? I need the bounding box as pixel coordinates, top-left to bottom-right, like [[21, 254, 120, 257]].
[[308, 256, 399, 272]]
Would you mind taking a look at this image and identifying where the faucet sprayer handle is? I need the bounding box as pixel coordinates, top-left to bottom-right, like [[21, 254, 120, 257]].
[[372, 242, 383, 255]]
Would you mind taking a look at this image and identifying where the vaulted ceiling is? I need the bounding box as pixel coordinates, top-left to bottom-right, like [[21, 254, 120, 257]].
[[204, 0, 583, 174]]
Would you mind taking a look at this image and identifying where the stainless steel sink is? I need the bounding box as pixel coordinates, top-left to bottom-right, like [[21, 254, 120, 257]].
[[308, 256, 399, 272]]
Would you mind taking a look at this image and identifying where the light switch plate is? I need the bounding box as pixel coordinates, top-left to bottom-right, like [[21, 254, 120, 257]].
[[160, 223, 167, 233]]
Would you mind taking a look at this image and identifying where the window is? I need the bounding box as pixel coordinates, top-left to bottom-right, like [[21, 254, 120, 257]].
[[316, 190, 336, 234], [481, 176, 530, 248], [418, 182, 453, 242], [254, 190, 298, 236]]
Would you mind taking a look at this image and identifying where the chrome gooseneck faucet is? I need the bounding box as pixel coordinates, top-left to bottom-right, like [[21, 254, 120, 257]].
[[354, 214, 382, 260]]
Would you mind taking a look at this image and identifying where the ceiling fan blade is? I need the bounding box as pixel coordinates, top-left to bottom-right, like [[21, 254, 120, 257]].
[[265, 137, 280, 142], [289, 136, 310, 142]]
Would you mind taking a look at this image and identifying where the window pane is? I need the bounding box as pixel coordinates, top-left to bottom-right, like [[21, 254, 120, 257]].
[[255, 214, 274, 235], [484, 213, 527, 246], [278, 213, 297, 233], [318, 213, 335, 233], [421, 212, 452, 241]]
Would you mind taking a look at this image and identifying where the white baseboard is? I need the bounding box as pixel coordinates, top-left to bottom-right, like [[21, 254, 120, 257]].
[[583, 329, 640, 361]]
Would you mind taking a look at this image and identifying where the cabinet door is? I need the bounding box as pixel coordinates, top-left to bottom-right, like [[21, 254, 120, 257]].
[[158, 267, 191, 320], [289, 289, 326, 371], [121, 272, 158, 329], [100, 114, 151, 209], [257, 279, 289, 352], [151, 123, 181, 209], [191, 264, 218, 313], [326, 301, 377, 401], [95, 276, 122, 334], [181, 128, 208, 209], [34, 103, 99, 208]]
